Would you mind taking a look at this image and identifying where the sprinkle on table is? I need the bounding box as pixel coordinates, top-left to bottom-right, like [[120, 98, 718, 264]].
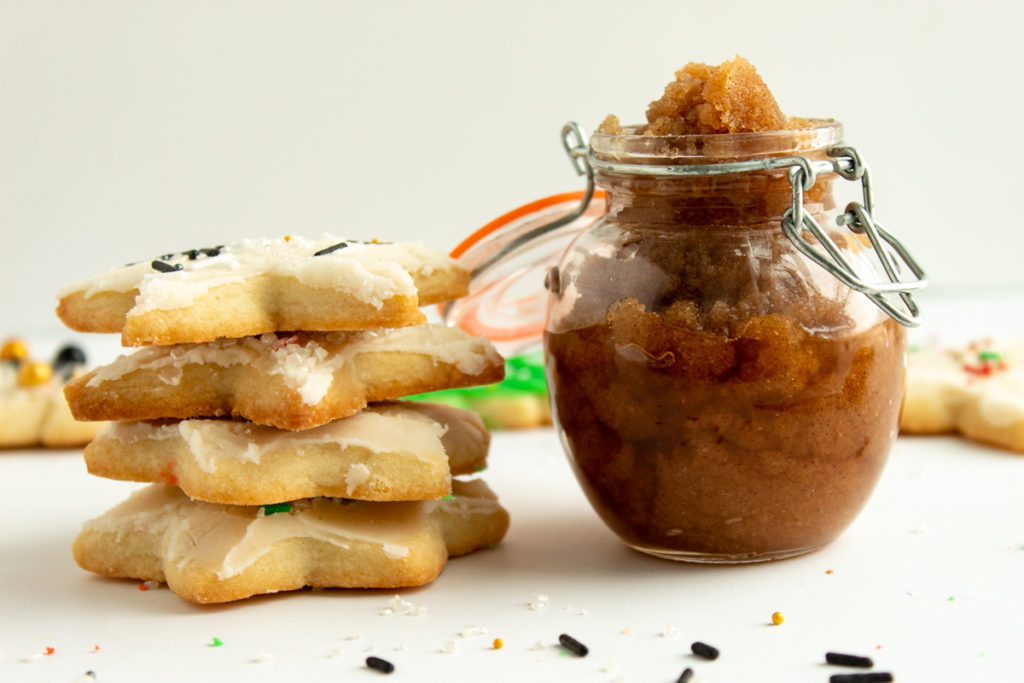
[[828, 674, 894, 683], [558, 633, 588, 657], [771, 611, 785, 625], [677, 667, 695, 683], [45, 647, 55, 655], [492, 638, 504, 650], [208, 637, 224, 648], [691, 641, 719, 660], [825, 652, 874, 668], [366, 656, 395, 674]]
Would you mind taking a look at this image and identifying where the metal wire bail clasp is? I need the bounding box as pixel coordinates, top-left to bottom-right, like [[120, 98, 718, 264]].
[[780, 146, 928, 327]]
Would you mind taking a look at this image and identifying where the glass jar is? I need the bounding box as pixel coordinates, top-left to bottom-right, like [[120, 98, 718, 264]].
[[543, 120, 917, 562]]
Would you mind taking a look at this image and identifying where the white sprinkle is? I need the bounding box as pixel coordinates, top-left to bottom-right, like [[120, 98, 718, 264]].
[[142, 580, 160, 590], [531, 641, 547, 651], [394, 643, 408, 652], [602, 658, 618, 672], [408, 604, 428, 616], [661, 624, 679, 638], [459, 625, 488, 638], [328, 648, 345, 659], [251, 652, 274, 663], [528, 594, 549, 611], [442, 640, 459, 654], [379, 608, 394, 616], [22, 652, 43, 663], [345, 631, 364, 641]]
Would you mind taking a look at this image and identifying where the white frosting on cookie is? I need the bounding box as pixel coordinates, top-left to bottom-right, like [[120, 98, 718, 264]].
[[80, 485, 435, 580], [85, 324, 501, 406], [59, 236, 457, 314], [99, 403, 450, 474]]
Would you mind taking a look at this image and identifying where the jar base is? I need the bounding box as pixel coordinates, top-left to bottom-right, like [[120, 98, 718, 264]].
[[628, 543, 823, 564]]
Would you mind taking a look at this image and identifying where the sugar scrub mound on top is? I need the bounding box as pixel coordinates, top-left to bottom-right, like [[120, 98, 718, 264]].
[[598, 56, 788, 135]]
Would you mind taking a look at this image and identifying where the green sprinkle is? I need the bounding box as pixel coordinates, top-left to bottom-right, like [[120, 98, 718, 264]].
[[948, 596, 956, 601], [442, 494, 455, 501], [209, 637, 223, 648], [261, 503, 291, 516], [474, 465, 488, 473], [978, 350, 1002, 362]]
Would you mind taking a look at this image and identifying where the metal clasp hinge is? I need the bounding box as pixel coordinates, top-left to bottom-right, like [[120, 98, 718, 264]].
[[780, 146, 928, 327]]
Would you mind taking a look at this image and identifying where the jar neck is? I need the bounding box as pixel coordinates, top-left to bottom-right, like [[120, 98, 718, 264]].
[[590, 121, 842, 227], [597, 171, 835, 227]]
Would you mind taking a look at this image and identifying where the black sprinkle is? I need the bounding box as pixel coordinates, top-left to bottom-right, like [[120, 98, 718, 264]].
[[84, 672, 97, 680], [366, 656, 394, 674], [202, 246, 225, 257], [158, 252, 175, 261], [829, 674, 893, 683], [185, 249, 201, 260], [677, 667, 694, 683], [314, 241, 350, 256], [151, 260, 183, 273], [691, 641, 719, 660], [826, 652, 875, 668], [558, 633, 588, 657]]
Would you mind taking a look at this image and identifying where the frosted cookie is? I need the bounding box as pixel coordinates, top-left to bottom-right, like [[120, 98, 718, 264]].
[[902, 340, 1024, 452], [56, 236, 470, 346], [72, 479, 509, 604], [65, 324, 505, 430], [84, 402, 490, 504], [0, 340, 104, 448]]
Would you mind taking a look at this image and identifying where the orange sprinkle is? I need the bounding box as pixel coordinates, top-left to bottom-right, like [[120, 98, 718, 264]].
[[492, 638, 504, 650], [372, 238, 380, 243], [93, 645, 101, 652], [45, 647, 55, 655], [138, 583, 150, 591], [284, 235, 292, 242], [771, 611, 784, 625], [826, 569, 834, 575]]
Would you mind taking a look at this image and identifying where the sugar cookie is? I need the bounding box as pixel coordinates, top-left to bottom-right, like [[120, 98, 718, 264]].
[[56, 236, 470, 346], [0, 340, 104, 448], [65, 324, 504, 429], [84, 402, 490, 504], [72, 479, 509, 603], [902, 340, 1024, 452]]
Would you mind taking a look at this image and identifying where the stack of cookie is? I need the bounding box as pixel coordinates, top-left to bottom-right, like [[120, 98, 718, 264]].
[[56, 236, 509, 604]]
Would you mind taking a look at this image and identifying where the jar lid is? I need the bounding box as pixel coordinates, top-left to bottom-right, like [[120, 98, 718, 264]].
[[441, 189, 606, 352]]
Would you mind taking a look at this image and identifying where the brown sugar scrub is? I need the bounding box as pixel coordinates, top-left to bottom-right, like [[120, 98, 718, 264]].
[[597, 55, 788, 136], [544, 57, 908, 562]]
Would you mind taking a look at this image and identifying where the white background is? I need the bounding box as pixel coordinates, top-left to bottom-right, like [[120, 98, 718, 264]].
[[2, 0, 1023, 334]]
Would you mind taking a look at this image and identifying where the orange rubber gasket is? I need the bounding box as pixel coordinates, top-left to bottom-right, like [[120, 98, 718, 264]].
[[450, 190, 606, 259]]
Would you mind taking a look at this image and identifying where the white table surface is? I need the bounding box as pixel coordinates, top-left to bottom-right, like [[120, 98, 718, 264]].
[[2, 291, 1023, 683]]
